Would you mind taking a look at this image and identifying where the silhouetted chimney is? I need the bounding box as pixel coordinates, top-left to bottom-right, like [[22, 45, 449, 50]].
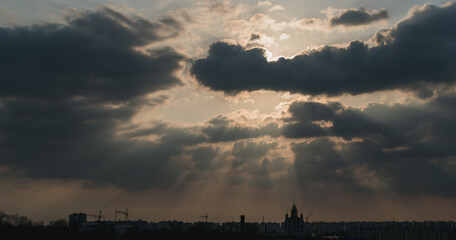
[[240, 215, 245, 233]]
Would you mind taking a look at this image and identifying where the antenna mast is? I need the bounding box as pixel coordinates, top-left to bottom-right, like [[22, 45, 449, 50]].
[[199, 212, 208, 223]]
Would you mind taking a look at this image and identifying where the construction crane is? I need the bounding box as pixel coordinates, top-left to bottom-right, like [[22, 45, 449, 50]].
[[87, 210, 103, 221], [199, 213, 208, 223], [306, 212, 314, 222], [115, 208, 129, 221]]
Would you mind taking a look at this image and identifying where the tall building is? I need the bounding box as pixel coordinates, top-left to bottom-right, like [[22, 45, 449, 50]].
[[69, 213, 87, 232], [283, 203, 305, 234], [240, 215, 246, 233]]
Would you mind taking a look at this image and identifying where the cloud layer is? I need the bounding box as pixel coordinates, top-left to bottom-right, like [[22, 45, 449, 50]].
[[191, 2, 456, 97], [1, 2, 455, 206], [285, 96, 456, 197], [330, 8, 388, 27], [0, 8, 187, 189]]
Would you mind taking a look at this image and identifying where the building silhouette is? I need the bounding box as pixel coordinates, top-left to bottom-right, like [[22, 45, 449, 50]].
[[240, 215, 245, 233], [283, 203, 305, 234], [68, 210, 456, 239]]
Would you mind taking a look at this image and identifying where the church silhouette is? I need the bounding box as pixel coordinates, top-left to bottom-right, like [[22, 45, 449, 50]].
[[283, 203, 305, 234]]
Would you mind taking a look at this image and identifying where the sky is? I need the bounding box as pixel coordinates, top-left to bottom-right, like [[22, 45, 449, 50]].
[[1, 0, 456, 223]]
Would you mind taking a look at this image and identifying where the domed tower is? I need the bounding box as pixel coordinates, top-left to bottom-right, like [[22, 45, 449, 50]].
[[283, 203, 305, 234], [291, 204, 298, 218]]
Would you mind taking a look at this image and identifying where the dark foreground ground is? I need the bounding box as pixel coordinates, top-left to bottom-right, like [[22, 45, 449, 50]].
[[0, 227, 354, 240]]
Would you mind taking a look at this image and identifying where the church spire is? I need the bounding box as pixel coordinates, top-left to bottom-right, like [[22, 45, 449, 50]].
[[291, 203, 298, 218]]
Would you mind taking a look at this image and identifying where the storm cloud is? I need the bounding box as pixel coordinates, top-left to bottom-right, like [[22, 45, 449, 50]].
[[191, 2, 456, 97], [0, 8, 190, 190], [286, 96, 456, 197], [330, 8, 388, 27], [0, 7, 185, 101], [282, 101, 385, 140]]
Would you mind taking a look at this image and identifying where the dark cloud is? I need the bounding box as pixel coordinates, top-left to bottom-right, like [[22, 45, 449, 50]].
[[231, 141, 277, 168], [0, 9, 185, 102], [246, 157, 289, 189], [330, 8, 388, 27], [292, 138, 364, 192], [206, 1, 234, 15], [250, 33, 261, 41], [286, 96, 456, 197], [228, 140, 289, 188], [0, 8, 189, 190], [191, 2, 456, 97], [189, 146, 224, 171], [207, 115, 233, 126], [282, 101, 385, 140], [67, 7, 183, 47], [114, 118, 281, 189], [112, 120, 282, 189], [122, 120, 284, 189]]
